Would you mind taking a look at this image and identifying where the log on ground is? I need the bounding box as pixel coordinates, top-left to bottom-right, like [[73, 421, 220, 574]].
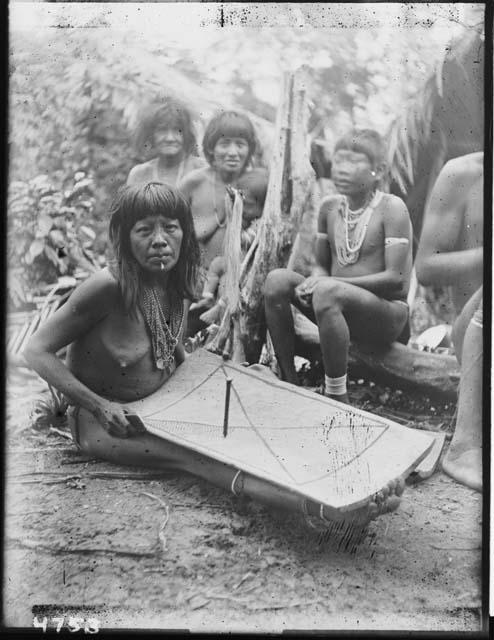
[[293, 310, 459, 398]]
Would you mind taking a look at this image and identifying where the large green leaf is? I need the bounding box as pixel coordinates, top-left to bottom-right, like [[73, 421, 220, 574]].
[[37, 214, 53, 236], [44, 244, 60, 267], [48, 229, 66, 248], [26, 238, 44, 264]]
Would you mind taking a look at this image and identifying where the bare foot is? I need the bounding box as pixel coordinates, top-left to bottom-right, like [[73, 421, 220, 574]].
[[308, 475, 405, 528], [442, 446, 482, 492]]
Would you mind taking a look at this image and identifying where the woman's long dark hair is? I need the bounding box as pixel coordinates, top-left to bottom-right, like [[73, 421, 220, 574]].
[[202, 110, 257, 167], [135, 99, 198, 157], [334, 128, 386, 168], [108, 182, 200, 314]]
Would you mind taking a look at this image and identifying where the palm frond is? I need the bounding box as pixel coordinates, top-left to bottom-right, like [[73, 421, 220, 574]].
[[386, 76, 438, 195], [387, 30, 482, 196]]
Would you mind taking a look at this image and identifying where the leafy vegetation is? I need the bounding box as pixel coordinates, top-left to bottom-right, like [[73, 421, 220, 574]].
[[8, 172, 99, 308]]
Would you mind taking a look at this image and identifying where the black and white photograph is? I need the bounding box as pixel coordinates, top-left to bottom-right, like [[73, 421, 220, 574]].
[[4, 1, 488, 634]]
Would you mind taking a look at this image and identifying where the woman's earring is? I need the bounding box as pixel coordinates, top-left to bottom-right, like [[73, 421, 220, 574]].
[[370, 171, 376, 177]]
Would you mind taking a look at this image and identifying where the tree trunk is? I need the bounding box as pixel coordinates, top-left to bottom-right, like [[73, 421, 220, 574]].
[[238, 69, 315, 363], [347, 342, 459, 398], [206, 189, 245, 360], [207, 68, 316, 363]]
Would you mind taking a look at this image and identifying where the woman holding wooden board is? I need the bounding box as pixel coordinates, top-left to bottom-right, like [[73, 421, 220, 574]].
[[24, 181, 406, 528]]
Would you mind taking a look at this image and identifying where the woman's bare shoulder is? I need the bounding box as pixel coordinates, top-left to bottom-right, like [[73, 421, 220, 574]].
[[127, 161, 155, 184], [381, 192, 409, 214], [83, 267, 118, 286], [380, 193, 412, 235], [443, 152, 483, 179], [70, 268, 120, 310]]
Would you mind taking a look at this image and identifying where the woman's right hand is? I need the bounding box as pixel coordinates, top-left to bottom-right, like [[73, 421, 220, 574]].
[[295, 276, 324, 308], [92, 401, 135, 438]]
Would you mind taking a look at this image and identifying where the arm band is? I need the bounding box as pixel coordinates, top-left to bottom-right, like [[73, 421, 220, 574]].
[[385, 237, 409, 247]]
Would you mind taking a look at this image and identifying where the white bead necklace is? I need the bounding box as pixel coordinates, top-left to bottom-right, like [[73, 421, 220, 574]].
[[336, 190, 383, 266]]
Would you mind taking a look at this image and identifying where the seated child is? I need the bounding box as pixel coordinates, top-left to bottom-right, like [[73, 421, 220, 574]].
[[264, 128, 413, 404]]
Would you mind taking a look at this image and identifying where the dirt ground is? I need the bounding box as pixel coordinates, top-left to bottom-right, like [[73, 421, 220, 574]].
[[4, 365, 483, 633]]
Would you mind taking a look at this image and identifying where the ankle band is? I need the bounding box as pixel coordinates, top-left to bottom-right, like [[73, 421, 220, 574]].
[[325, 374, 347, 396]]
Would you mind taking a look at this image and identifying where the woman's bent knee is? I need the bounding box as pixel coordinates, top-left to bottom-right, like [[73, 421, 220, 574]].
[[312, 278, 345, 315], [264, 268, 294, 299], [68, 406, 118, 460]]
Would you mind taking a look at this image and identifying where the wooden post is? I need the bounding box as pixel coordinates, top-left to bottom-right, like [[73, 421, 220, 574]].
[[223, 377, 232, 437], [238, 68, 316, 363]]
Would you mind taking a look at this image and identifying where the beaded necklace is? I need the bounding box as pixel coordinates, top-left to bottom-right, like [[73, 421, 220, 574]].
[[140, 286, 184, 372], [335, 190, 383, 266]]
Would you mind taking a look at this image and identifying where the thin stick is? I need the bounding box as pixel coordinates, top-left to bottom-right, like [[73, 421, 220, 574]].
[[430, 544, 480, 551], [9, 470, 173, 480], [48, 427, 72, 440], [223, 377, 232, 437], [7, 537, 156, 558], [249, 598, 324, 611]]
